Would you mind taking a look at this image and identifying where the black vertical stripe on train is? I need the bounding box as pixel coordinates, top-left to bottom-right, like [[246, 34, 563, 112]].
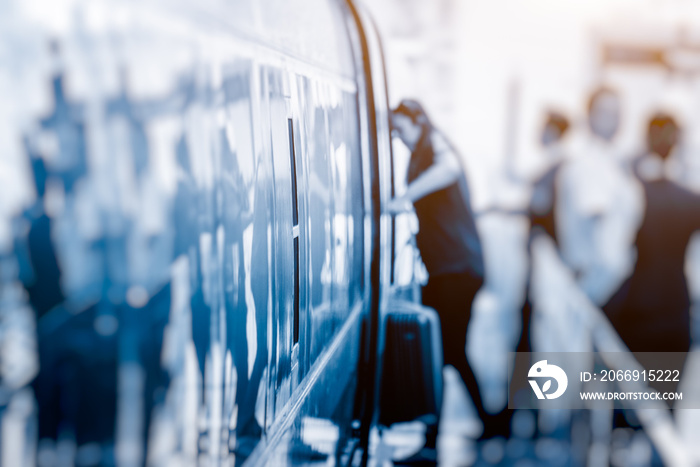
[[293, 236, 300, 345], [288, 118, 299, 227], [288, 118, 300, 345]]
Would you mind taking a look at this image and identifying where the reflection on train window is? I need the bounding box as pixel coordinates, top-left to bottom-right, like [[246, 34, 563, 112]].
[[296, 78, 365, 367], [329, 92, 350, 335], [304, 78, 334, 364]]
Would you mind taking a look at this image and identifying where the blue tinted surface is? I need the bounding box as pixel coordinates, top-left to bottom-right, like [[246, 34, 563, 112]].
[[0, 2, 368, 465]]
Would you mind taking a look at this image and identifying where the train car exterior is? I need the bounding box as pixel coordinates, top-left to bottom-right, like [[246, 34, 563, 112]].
[[0, 0, 401, 465]]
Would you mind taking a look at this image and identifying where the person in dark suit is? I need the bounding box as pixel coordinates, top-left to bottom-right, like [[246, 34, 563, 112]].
[[604, 112, 700, 353]]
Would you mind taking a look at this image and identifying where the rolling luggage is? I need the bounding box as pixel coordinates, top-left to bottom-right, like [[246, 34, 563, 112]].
[[378, 300, 443, 428]]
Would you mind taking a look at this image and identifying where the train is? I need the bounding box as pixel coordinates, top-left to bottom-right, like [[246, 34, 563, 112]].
[[0, 0, 412, 465]]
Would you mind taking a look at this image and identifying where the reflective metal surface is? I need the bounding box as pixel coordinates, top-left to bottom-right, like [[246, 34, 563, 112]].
[[0, 0, 378, 465]]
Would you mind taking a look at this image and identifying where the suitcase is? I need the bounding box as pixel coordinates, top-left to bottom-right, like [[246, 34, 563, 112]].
[[377, 300, 443, 428]]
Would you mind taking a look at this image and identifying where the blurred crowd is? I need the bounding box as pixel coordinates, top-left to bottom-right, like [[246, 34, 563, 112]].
[[453, 84, 700, 465]]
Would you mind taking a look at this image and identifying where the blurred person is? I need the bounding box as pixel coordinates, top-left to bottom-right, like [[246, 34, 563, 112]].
[[506, 111, 575, 451], [518, 111, 570, 353], [387, 99, 511, 462], [536, 90, 643, 463], [556, 86, 644, 308], [603, 112, 700, 353], [528, 111, 569, 245]]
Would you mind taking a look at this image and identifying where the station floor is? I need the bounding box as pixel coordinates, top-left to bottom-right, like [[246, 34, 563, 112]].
[[272, 365, 575, 467], [366, 365, 482, 466], [362, 366, 576, 467], [268, 364, 673, 466]]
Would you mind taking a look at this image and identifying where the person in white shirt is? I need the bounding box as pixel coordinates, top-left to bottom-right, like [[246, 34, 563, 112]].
[[556, 87, 644, 307]]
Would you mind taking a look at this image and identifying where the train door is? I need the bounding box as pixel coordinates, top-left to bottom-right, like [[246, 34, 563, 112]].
[[262, 67, 302, 427], [296, 78, 335, 368], [287, 74, 364, 417], [286, 73, 308, 387]]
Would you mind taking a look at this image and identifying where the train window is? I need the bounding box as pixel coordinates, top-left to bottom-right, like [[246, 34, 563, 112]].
[[288, 118, 300, 345]]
